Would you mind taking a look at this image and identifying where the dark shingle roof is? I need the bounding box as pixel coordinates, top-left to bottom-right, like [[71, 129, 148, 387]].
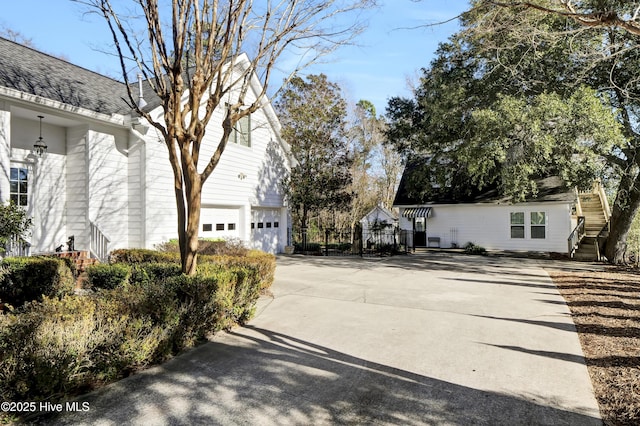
[[394, 160, 576, 206], [0, 37, 133, 115]]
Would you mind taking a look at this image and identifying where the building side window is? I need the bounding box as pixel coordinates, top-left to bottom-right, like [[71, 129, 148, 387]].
[[510, 212, 525, 239], [228, 223, 236, 231], [216, 223, 225, 231], [203, 224, 213, 232], [233, 114, 251, 147], [10, 167, 28, 207], [530, 212, 546, 239]]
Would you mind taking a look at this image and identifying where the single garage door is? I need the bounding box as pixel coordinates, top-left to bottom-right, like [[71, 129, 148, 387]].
[[252, 208, 281, 253], [200, 207, 240, 239]]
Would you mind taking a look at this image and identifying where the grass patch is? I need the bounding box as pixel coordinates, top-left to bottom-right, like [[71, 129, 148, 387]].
[[548, 266, 640, 426]]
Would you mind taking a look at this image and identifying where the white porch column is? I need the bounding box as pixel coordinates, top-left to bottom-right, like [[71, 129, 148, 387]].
[[0, 103, 10, 204]]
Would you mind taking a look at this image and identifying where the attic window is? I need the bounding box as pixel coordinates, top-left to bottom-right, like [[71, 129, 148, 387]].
[[233, 114, 251, 147]]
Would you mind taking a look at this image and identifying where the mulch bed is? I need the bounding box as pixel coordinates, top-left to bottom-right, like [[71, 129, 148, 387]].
[[547, 266, 640, 426]]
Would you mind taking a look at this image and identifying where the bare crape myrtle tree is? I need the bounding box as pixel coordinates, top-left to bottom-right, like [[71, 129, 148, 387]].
[[76, 0, 376, 274]]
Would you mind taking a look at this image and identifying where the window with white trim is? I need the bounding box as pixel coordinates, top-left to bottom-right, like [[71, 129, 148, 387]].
[[10, 167, 29, 207], [530, 212, 546, 239], [510, 212, 525, 239]]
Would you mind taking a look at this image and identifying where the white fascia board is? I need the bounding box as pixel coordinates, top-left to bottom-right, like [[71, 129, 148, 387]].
[[0, 86, 130, 127]]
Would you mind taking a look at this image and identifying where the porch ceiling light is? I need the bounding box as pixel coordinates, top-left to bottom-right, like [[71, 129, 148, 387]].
[[33, 115, 47, 157]]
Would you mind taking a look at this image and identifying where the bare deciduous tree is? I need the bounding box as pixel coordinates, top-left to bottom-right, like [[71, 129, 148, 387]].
[[77, 0, 376, 274], [481, 1, 640, 36]]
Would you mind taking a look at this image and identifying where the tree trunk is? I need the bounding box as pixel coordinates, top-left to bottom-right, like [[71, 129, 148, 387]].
[[605, 174, 640, 264], [176, 169, 203, 276]]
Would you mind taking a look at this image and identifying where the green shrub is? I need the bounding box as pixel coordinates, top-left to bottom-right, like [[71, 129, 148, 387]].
[[109, 249, 180, 264], [86, 263, 131, 290], [155, 238, 249, 257], [202, 251, 276, 290], [463, 242, 487, 255], [0, 258, 267, 406], [0, 201, 32, 255], [0, 257, 74, 308], [110, 249, 276, 290], [294, 242, 321, 253], [140, 263, 182, 280]]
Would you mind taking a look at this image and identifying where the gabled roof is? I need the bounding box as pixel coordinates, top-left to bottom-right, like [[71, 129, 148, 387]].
[[394, 160, 576, 206], [360, 205, 398, 223], [0, 36, 132, 115]]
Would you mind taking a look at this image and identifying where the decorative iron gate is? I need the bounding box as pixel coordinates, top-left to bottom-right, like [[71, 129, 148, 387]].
[[293, 225, 409, 256]]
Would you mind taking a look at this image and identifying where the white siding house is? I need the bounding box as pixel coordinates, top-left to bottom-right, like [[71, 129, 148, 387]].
[[394, 163, 580, 255], [0, 37, 292, 257]]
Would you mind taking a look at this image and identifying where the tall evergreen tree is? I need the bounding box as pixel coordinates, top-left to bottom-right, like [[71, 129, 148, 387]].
[[386, 3, 636, 262], [274, 74, 353, 236]]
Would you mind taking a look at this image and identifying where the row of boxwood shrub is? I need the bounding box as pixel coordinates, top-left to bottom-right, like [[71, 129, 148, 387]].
[[0, 249, 276, 409], [108, 248, 276, 289], [0, 257, 76, 309]]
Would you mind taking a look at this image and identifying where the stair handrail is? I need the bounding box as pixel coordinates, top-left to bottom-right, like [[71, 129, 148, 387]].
[[568, 216, 586, 258], [574, 188, 583, 217], [90, 222, 110, 263], [592, 180, 612, 221], [595, 220, 610, 262]]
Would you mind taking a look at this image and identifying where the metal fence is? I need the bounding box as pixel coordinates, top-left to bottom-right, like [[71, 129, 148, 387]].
[[293, 226, 410, 256]]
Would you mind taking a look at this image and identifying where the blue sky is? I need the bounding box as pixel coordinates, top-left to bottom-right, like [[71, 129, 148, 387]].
[[0, 1, 469, 115]]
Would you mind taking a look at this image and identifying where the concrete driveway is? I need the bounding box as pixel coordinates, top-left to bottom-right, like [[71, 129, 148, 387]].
[[54, 253, 601, 425]]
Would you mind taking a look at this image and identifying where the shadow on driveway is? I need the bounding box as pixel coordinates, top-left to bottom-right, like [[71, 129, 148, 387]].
[[52, 326, 600, 425]]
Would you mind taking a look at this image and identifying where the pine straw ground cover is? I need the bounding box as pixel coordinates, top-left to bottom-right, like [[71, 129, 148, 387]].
[[546, 266, 640, 426]]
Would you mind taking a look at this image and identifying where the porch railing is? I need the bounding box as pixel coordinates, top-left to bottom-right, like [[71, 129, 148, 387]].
[[4, 235, 30, 258], [90, 222, 110, 262], [568, 216, 586, 258]]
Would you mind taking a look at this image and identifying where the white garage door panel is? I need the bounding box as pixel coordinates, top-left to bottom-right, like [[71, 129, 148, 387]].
[[252, 208, 281, 253], [200, 207, 240, 239]]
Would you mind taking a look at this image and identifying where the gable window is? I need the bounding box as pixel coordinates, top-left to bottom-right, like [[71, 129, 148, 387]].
[[233, 114, 251, 147], [10, 167, 28, 207], [510, 212, 525, 239], [530, 212, 546, 239]]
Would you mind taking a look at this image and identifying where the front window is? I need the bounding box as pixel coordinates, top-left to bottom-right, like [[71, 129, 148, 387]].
[[530, 212, 546, 239], [510, 212, 525, 239], [10, 167, 28, 207]]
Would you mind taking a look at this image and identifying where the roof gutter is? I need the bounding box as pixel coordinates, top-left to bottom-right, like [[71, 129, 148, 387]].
[[0, 86, 129, 127]]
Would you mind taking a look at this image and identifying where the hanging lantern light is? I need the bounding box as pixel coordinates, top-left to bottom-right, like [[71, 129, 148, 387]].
[[33, 115, 47, 157]]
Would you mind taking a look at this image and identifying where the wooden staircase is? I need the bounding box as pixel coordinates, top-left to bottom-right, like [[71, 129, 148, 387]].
[[571, 184, 611, 261]]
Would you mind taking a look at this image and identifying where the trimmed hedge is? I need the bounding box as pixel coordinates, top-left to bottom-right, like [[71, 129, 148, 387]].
[[86, 263, 131, 290], [109, 249, 179, 264], [0, 261, 264, 404], [109, 249, 276, 289], [0, 257, 75, 308]]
